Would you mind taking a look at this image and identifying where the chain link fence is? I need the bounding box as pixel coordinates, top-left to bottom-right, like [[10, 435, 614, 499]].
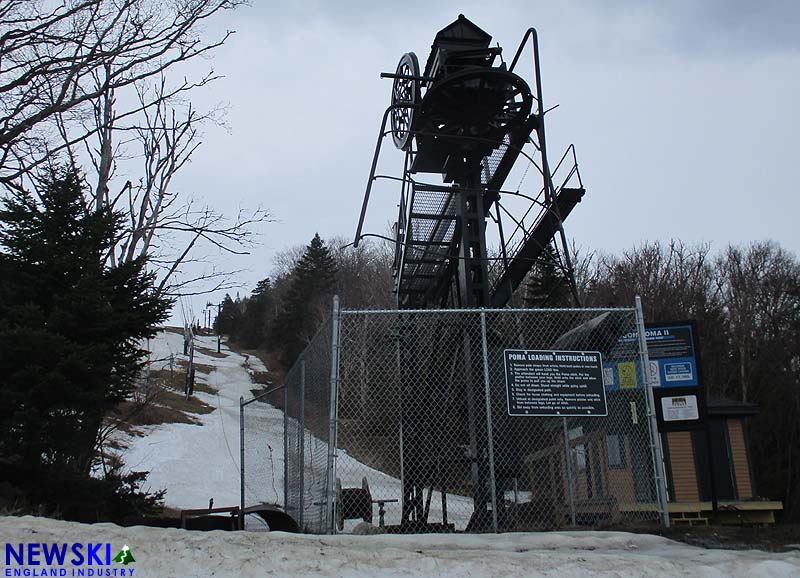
[[239, 388, 283, 530], [242, 299, 669, 533], [240, 317, 335, 533]]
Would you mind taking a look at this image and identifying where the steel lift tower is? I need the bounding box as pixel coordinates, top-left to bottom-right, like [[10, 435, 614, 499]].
[[354, 15, 586, 530]]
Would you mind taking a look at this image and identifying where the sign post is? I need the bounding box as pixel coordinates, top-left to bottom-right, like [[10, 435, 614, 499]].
[[644, 320, 718, 523], [635, 298, 671, 528]]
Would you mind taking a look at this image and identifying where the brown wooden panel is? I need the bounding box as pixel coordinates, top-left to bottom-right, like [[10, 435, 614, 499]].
[[605, 434, 636, 504], [667, 431, 700, 502], [727, 418, 753, 499]]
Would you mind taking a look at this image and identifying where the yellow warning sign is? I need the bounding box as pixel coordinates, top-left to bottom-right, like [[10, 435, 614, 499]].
[[618, 362, 638, 389]]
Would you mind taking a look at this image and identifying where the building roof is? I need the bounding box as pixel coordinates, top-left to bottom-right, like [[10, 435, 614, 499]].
[[707, 397, 759, 417], [422, 14, 493, 78]]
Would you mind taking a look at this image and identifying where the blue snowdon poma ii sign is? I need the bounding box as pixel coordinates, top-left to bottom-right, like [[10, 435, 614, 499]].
[[602, 321, 699, 390], [643, 323, 699, 387], [5, 542, 136, 577]]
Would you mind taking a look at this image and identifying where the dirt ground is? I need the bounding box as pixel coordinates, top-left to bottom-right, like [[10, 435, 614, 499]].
[[626, 523, 800, 552]]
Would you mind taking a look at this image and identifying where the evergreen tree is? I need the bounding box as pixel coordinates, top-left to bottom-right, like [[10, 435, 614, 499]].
[[238, 278, 275, 349], [215, 294, 241, 336], [0, 168, 170, 478], [524, 244, 573, 307], [271, 233, 337, 366], [294, 233, 337, 295]]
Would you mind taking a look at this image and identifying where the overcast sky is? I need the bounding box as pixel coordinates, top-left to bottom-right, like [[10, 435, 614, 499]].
[[168, 1, 800, 322]]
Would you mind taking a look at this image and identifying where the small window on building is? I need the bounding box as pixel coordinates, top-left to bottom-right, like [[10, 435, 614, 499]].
[[574, 443, 587, 472], [568, 427, 586, 472], [606, 434, 625, 469]]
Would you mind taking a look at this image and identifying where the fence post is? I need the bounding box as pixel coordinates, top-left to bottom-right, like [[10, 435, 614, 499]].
[[396, 329, 405, 506], [299, 360, 306, 530], [635, 296, 671, 528], [562, 417, 577, 526], [479, 310, 499, 531], [283, 378, 289, 511], [326, 295, 342, 533], [239, 396, 245, 529]]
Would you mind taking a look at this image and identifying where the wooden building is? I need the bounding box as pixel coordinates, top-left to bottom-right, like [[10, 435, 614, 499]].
[[662, 398, 782, 525], [524, 397, 782, 526]]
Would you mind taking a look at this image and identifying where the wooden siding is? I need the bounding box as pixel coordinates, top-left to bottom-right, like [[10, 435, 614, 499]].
[[667, 431, 700, 502], [605, 435, 636, 505], [727, 418, 753, 499]]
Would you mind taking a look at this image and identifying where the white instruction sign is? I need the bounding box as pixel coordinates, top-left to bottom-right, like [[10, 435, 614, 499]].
[[660, 394, 699, 422]]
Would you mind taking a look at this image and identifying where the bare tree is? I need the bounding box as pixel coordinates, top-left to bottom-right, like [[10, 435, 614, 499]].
[[0, 1, 274, 297], [0, 0, 245, 190], [106, 78, 270, 295], [271, 243, 306, 280], [585, 238, 800, 519], [330, 235, 395, 310], [586, 240, 721, 317], [717, 241, 800, 402], [584, 240, 734, 395], [716, 242, 800, 519]]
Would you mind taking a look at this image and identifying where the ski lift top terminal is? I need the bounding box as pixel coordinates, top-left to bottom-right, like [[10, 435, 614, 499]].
[[354, 14, 586, 311], [352, 15, 589, 531]]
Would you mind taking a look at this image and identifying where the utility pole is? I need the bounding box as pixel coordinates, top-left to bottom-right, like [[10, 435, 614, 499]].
[[205, 302, 212, 333], [185, 325, 195, 399], [207, 301, 221, 352], [217, 301, 222, 353]]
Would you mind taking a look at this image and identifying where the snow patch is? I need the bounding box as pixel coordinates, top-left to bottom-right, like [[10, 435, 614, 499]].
[[1, 516, 798, 578]]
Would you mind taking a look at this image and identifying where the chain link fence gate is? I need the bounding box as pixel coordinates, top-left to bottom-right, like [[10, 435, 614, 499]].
[[242, 297, 669, 533]]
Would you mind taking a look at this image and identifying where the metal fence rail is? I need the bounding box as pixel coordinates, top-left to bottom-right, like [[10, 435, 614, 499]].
[[243, 299, 669, 533], [239, 384, 286, 530]]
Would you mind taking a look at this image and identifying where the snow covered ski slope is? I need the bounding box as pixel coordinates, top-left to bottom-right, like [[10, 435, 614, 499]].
[[3, 516, 799, 578], [123, 330, 281, 510]]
